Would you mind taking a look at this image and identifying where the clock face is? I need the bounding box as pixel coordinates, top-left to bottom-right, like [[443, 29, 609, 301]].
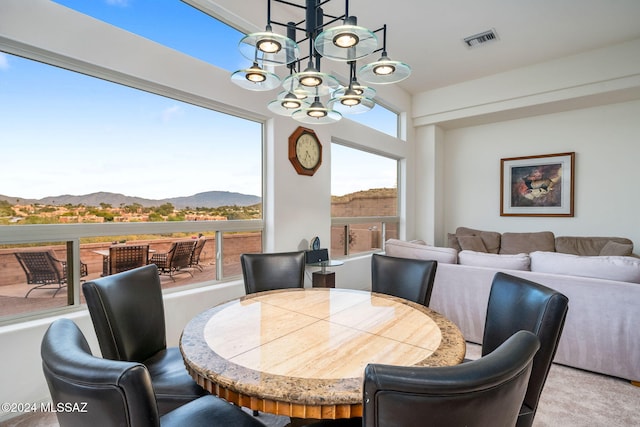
[[296, 133, 321, 170], [288, 126, 322, 176]]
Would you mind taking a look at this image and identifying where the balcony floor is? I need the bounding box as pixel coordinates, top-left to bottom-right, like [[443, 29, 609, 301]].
[[0, 263, 221, 319]]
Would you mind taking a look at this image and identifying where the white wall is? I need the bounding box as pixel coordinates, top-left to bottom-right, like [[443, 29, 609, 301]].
[[412, 38, 640, 249], [441, 100, 640, 249], [0, 1, 412, 419]]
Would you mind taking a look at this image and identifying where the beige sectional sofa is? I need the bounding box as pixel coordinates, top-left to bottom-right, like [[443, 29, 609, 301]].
[[384, 229, 640, 383]]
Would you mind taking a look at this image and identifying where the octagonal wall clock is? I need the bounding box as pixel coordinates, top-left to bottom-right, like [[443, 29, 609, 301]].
[[288, 126, 322, 176]]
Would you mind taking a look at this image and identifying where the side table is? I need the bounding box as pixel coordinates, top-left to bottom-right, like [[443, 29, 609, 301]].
[[308, 260, 344, 288]]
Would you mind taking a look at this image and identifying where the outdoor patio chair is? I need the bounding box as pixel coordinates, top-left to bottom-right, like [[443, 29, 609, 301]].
[[15, 250, 88, 298], [150, 240, 195, 279], [188, 237, 207, 271], [108, 245, 149, 275]]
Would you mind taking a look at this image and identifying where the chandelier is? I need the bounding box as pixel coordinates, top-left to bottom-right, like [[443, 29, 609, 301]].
[[231, 0, 411, 124]]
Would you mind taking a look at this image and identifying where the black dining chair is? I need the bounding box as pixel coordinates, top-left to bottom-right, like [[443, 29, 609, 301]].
[[371, 253, 437, 306], [240, 251, 306, 294], [482, 272, 569, 427], [82, 264, 208, 415], [41, 318, 264, 427], [307, 330, 540, 427]]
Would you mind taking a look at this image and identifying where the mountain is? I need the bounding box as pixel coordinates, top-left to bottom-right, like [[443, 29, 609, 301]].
[[0, 191, 261, 209]]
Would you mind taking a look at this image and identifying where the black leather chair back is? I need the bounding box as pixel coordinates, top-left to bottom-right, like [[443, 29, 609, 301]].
[[41, 319, 160, 427], [240, 251, 306, 294], [42, 319, 264, 427], [483, 272, 569, 427], [363, 330, 540, 427], [371, 253, 437, 306], [82, 264, 165, 362]]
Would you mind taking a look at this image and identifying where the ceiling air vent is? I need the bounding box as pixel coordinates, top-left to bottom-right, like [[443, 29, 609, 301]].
[[463, 29, 499, 48]]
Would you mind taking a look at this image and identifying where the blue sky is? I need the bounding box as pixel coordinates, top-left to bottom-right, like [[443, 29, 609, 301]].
[[0, 0, 397, 200]]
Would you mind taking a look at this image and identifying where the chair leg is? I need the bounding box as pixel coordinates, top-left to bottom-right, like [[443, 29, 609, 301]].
[[25, 283, 65, 298]]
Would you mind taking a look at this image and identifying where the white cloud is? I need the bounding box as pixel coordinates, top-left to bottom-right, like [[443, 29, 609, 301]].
[[161, 105, 183, 123], [0, 53, 10, 70], [106, 0, 130, 7]]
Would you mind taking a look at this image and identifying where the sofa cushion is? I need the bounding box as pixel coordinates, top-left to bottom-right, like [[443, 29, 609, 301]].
[[451, 227, 501, 254], [458, 250, 531, 271], [457, 236, 488, 252], [385, 239, 458, 264], [530, 251, 640, 283], [599, 240, 633, 256], [499, 231, 555, 254], [555, 236, 633, 256], [447, 233, 462, 252]]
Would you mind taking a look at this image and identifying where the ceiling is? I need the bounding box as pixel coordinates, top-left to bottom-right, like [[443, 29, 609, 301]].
[[186, 0, 640, 95]]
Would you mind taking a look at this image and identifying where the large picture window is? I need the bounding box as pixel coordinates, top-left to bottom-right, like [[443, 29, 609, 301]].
[[0, 52, 263, 322]]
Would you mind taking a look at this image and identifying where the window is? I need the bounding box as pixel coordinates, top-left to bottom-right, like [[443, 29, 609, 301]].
[[346, 103, 399, 137], [0, 49, 262, 322], [0, 53, 262, 211], [331, 144, 399, 257]]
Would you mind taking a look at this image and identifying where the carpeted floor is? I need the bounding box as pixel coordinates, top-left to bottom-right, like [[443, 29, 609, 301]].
[[2, 343, 638, 426]]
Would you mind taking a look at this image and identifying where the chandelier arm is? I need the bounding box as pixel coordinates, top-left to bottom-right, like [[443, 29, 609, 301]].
[[349, 61, 356, 84], [269, 19, 306, 32], [381, 24, 387, 53], [274, 0, 306, 10]]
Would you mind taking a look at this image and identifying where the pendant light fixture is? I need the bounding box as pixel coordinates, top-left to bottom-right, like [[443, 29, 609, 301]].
[[268, 69, 312, 116], [231, 62, 281, 91], [231, 0, 410, 124], [358, 24, 411, 85], [328, 62, 375, 114]]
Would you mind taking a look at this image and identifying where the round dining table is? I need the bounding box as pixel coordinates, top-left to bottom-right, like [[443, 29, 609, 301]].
[[180, 288, 465, 421]]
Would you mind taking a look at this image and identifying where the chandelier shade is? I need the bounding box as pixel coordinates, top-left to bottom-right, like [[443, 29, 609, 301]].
[[359, 54, 412, 84], [328, 92, 375, 114], [292, 97, 342, 124], [267, 91, 311, 116], [231, 63, 281, 91], [282, 66, 341, 97], [314, 18, 378, 61], [333, 80, 376, 99], [239, 31, 299, 66]]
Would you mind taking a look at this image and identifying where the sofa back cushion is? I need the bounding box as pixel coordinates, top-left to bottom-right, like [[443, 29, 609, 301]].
[[449, 227, 501, 254], [385, 239, 458, 264], [458, 250, 531, 271], [457, 236, 488, 252], [530, 251, 640, 283], [499, 232, 555, 255], [555, 236, 633, 256]]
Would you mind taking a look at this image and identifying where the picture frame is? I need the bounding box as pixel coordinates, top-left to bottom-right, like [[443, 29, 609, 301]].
[[500, 152, 575, 217]]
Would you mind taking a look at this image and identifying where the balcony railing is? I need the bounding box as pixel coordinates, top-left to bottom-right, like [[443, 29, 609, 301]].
[[0, 220, 263, 324], [331, 216, 399, 257]]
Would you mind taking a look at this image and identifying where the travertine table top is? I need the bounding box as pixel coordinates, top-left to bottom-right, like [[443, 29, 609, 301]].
[[180, 288, 465, 419]]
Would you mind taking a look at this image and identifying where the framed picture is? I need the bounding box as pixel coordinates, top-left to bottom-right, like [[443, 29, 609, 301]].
[[500, 152, 575, 217]]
